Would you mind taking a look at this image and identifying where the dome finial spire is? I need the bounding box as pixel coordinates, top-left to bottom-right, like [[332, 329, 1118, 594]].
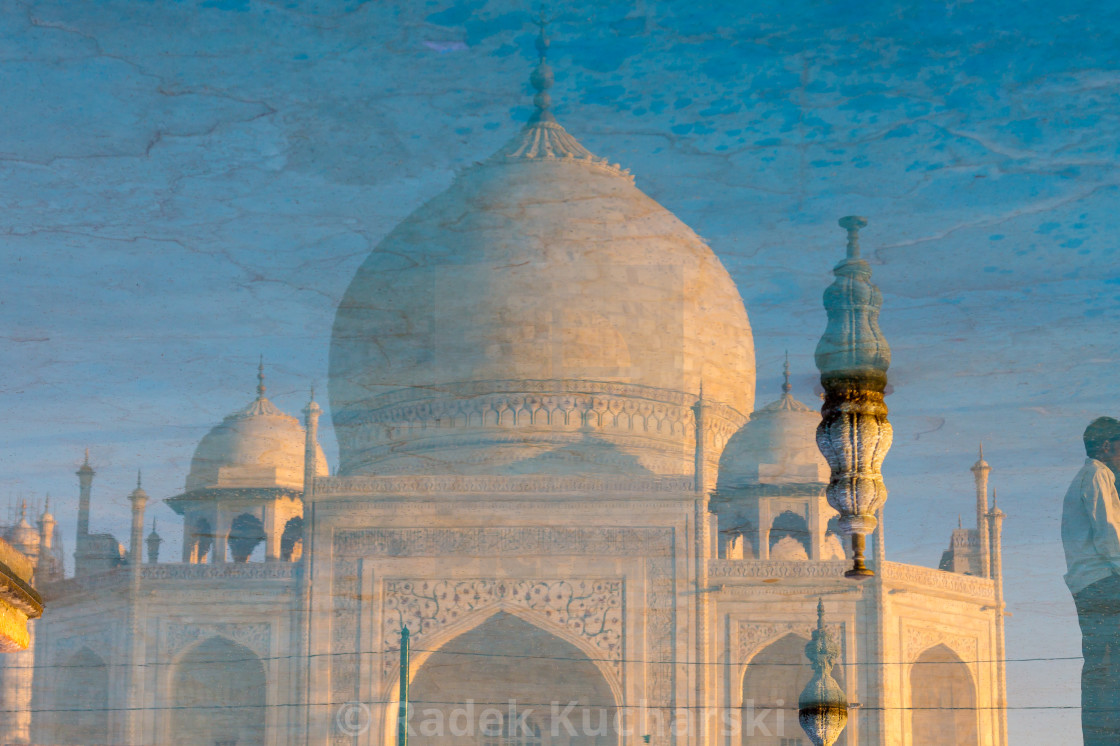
[[782, 351, 792, 395], [257, 355, 266, 399], [838, 215, 868, 260], [528, 7, 556, 124]]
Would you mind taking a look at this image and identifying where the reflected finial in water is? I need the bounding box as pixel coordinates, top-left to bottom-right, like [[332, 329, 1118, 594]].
[[257, 355, 266, 399], [838, 215, 868, 260], [529, 7, 555, 123]]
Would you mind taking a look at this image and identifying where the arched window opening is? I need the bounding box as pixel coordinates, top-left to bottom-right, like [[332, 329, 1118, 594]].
[[280, 516, 303, 561], [53, 647, 109, 745], [910, 644, 978, 746], [170, 636, 265, 746], [742, 633, 846, 746], [189, 517, 213, 564], [228, 513, 265, 563], [770, 511, 811, 557], [720, 523, 756, 559], [407, 612, 618, 746]]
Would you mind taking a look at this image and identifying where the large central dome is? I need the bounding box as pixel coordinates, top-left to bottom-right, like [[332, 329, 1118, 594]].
[[330, 61, 755, 477]]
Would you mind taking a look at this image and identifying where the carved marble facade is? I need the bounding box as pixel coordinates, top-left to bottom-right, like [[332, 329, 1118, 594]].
[[6, 53, 1008, 746]]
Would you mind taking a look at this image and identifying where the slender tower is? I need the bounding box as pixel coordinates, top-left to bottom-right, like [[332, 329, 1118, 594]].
[[988, 492, 1008, 745], [76, 449, 93, 538], [814, 216, 893, 576], [125, 471, 149, 744], [128, 472, 148, 567], [146, 520, 162, 565], [972, 444, 992, 578], [302, 386, 322, 499], [37, 498, 57, 581]]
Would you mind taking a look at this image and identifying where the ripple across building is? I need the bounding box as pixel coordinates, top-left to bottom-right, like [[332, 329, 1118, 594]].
[[4, 53, 1008, 746]]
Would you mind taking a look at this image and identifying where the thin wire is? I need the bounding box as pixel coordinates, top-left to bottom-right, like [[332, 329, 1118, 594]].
[[1, 645, 1084, 671], [0, 699, 1085, 715]]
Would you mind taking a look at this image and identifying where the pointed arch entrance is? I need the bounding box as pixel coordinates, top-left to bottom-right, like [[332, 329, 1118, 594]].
[[741, 633, 847, 746], [405, 612, 619, 746], [910, 644, 977, 746], [53, 647, 109, 745], [168, 636, 266, 746]]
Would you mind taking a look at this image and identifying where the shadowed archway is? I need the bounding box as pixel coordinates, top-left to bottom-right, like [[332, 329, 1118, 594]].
[[53, 647, 109, 745], [910, 644, 978, 746], [169, 636, 266, 746], [406, 612, 619, 746], [741, 633, 847, 746]]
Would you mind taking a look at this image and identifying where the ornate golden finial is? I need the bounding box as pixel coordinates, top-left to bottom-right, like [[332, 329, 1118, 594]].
[[816, 215, 891, 577], [799, 598, 848, 746], [257, 356, 266, 399], [783, 351, 792, 395], [528, 7, 556, 123]]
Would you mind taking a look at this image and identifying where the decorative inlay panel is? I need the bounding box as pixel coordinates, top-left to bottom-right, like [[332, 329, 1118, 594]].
[[709, 560, 849, 579], [737, 620, 843, 664], [317, 475, 695, 495], [880, 561, 995, 599], [142, 563, 296, 581], [164, 622, 270, 659], [51, 628, 113, 666], [903, 625, 978, 667], [334, 526, 674, 557], [331, 558, 360, 724], [330, 526, 676, 714], [645, 557, 676, 710], [381, 578, 623, 678]]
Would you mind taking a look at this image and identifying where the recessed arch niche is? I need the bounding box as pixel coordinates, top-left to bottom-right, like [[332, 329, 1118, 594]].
[[403, 611, 619, 746], [910, 644, 978, 746], [168, 635, 266, 746]]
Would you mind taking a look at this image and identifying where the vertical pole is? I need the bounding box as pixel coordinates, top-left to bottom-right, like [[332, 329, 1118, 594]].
[[397, 626, 410, 746]]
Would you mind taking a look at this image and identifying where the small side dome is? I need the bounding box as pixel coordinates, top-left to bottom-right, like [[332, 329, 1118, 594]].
[[6, 502, 40, 557], [186, 367, 328, 492], [717, 362, 827, 491]]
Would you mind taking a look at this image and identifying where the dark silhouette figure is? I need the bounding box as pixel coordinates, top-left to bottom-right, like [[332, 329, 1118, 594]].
[[1063, 416, 1120, 745]]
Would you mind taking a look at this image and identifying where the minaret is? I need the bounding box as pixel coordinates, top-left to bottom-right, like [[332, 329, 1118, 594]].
[[37, 497, 57, 580], [302, 385, 322, 499], [76, 449, 93, 538], [987, 491, 1008, 746], [128, 471, 148, 568], [971, 444, 992, 578], [124, 470, 148, 745], [146, 519, 162, 564], [814, 216, 893, 577]]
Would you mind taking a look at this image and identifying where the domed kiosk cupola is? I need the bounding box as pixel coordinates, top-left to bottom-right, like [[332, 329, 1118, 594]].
[[713, 358, 846, 562], [329, 23, 755, 479], [168, 362, 326, 564]]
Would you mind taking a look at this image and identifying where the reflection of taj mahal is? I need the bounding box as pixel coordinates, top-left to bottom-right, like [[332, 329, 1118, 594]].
[[0, 46, 1007, 746]]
